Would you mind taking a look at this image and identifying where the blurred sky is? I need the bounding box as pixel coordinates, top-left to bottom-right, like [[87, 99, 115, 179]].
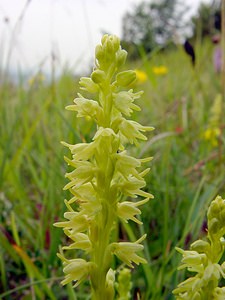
[[0, 0, 211, 76]]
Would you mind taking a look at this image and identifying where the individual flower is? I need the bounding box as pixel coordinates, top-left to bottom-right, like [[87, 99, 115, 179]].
[[175, 126, 184, 134], [116, 118, 154, 145], [62, 232, 92, 253], [114, 150, 151, 180], [57, 254, 94, 287], [110, 235, 147, 268], [113, 90, 142, 117], [116, 175, 153, 198], [152, 65, 168, 75], [203, 127, 221, 147], [135, 69, 148, 84], [202, 94, 222, 148], [117, 198, 150, 224], [79, 77, 99, 93], [54, 211, 89, 235], [66, 94, 104, 123]]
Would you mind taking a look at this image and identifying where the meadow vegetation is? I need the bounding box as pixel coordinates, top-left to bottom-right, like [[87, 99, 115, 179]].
[[0, 36, 225, 299]]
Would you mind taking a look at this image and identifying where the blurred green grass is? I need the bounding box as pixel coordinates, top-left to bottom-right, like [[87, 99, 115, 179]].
[[0, 38, 225, 299]]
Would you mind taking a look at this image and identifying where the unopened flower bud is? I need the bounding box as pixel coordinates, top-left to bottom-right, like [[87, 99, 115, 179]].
[[106, 38, 114, 52], [208, 217, 220, 235], [105, 269, 115, 299], [110, 35, 120, 52], [102, 34, 120, 50], [116, 70, 136, 87], [116, 49, 127, 67], [191, 240, 210, 253], [101, 34, 109, 45], [91, 69, 106, 84], [116, 268, 132, 299], [95, 44, 104, 63]]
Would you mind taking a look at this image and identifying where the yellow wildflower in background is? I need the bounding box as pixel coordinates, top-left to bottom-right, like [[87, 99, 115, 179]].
[[135, 69, 148, 83], [202, 94, 222, 147], [28, 72, 45, 86], [152, 66, 168, 75], [203, 127, 221, 147]]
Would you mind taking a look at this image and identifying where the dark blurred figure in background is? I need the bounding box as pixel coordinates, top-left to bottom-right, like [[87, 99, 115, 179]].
[[212, 9, 221, 73], [214, 9, 221, 31], [183, 39, 196, 66]]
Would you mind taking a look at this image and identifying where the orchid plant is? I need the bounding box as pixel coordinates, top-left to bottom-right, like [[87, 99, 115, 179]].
[[54, 34, 154, 299], [173, 195, 225, 300]]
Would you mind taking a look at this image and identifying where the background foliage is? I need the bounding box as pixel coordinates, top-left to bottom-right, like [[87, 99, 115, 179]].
[[122, 0, 221, 58]]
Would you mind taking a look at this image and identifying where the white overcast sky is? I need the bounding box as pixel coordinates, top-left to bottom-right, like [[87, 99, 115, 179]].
[[0, 0, 212, 76]]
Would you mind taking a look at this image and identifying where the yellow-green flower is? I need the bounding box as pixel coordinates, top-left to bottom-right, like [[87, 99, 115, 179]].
[[152, 65, 168, 75], [117, 198, 150, 224], [57, 253, 94, 287], [110, 235, 147, 268]]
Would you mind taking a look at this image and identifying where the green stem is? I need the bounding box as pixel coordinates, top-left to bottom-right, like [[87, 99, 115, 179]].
[[91, 203, 114, 299], [90, 182, 115, 299], [90, 82, 116, 298]]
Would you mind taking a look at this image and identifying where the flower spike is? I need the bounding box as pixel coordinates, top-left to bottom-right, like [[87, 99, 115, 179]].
[[54, 34, 154, 300], [173, 195, 225, 299]]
